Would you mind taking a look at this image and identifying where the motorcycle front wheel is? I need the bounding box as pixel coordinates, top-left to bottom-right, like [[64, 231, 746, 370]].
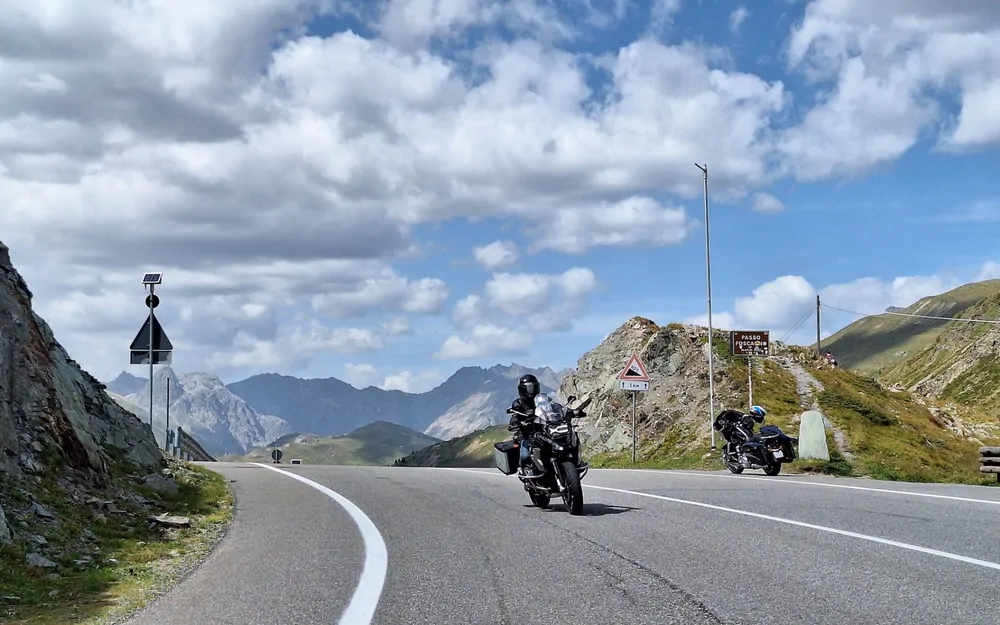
[[528, 491, 550, 508], [559, 460, 584, 515]]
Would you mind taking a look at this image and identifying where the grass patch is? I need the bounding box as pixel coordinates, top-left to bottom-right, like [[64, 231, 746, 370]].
[[812, 368, 993, 484], [0, 460, 233, 624]]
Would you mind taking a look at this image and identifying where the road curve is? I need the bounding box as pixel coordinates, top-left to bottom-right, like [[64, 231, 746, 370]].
[[124, 463, 1000, 625]]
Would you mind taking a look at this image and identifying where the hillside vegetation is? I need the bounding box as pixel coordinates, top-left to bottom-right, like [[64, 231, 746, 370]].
[[820, 279, 1000, 375], [392, 425, 509, 468], [225, 421, 440, 465], [395, 315, 1000, 485]]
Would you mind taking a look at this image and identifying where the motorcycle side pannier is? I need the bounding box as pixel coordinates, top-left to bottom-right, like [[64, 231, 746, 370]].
[[494, 440, 519, 475]]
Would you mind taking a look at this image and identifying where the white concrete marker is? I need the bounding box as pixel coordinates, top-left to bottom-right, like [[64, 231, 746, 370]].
[[439, 467, 1000, 572], [255, 463, 388, 625], [606, 469, 1000, 507]]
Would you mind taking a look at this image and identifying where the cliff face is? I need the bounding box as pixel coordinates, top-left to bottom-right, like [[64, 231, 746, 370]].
[[0, 240, 162, 518], [559, 317, 747, 455]]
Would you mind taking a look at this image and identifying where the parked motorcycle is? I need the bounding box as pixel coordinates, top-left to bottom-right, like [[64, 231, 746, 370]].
[[715, 409, 798, 476], [494, 393, 592, 515]]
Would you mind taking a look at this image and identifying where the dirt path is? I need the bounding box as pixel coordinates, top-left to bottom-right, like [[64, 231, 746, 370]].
[[777, 358, 854, 460]]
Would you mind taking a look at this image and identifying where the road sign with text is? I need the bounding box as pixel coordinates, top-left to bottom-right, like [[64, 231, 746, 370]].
[[729, 330, 770, 357], [618, 354, 650, 392]]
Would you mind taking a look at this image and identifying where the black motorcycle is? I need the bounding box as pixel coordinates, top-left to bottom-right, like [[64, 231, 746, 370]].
[[715, 409, 798, 476], [494, 393, 592, 515]]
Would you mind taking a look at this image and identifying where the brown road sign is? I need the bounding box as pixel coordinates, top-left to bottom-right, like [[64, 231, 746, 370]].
[[729, 330, 769, 357]]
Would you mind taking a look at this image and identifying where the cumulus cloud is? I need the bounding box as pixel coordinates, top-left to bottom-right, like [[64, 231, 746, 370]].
[[437, 267, 600, 358], [2, 0, 999, 379], [781, 0, 1000, 179], [752, 192, 784, 214], [343, 362, 445, 393], [474, 240, 520, 270]]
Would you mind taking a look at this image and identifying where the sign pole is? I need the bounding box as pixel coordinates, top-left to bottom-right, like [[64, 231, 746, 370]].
[[147, 284, 154, 427], [747, 357, 753, 407], [165, 376, 171, 452], [618, 353, 650, 464], [631, 391, 637, 464], [695, 163, 716, 451]]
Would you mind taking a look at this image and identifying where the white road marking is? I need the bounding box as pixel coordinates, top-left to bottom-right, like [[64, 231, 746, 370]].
[[255, 463, 388, 625], [439, 467, 1000, 572], [598, 468, 1000, 506]]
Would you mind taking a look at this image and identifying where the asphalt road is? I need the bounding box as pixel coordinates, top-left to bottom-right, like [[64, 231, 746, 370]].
[[123, 464, 1000, 625]]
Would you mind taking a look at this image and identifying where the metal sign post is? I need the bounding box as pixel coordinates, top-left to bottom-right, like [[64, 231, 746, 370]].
[[729, 330, 770, 408], [618, 354, 650, 464], [130, 272, 172, 429], [165, 376, 171, 452], [631, 391, 637, 463]]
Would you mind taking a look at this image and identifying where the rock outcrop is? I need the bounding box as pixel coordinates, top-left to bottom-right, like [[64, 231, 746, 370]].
[[559, 317, 748, 455], [0, 241, 163, 482]]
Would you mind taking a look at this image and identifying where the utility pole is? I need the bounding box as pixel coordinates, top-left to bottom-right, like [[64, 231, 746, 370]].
[[695, 163, 716, 450], [816, 295, 822, 357]]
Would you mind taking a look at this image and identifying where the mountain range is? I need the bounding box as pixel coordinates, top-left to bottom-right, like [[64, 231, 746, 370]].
[[105, 363, 565, 456]]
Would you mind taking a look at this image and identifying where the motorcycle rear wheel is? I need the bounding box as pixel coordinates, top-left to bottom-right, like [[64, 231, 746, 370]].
[[559, 461, 584, 515], [763, 461, 781, 476]]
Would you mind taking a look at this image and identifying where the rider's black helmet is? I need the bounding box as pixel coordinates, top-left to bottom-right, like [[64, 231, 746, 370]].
[[517, 374, 540, 402]]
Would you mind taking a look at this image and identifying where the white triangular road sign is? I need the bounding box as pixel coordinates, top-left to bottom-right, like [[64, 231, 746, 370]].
[[618, 354, 650, 381]]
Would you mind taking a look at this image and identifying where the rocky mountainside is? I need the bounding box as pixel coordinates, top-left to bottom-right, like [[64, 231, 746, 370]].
[[225, 421, 440, 466], [0, 240, 165, 561], [107, 371, 146, 396], [226, 364, 561, 440], [111, 368, 291, 456]]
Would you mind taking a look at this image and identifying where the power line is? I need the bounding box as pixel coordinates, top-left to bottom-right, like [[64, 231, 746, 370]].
[[779, 306, 815, 343], [821, 302, 1000, 325]]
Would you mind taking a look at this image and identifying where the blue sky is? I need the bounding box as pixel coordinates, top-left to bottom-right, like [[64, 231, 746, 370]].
[[3, 0, 999, 391]]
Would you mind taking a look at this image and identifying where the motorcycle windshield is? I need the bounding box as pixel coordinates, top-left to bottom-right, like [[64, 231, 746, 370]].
[[534, 393, 566, 423]]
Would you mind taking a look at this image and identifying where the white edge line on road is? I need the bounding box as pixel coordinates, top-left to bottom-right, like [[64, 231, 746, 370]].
[[254, 463, 388, 625], [600, 468, 1000, 506], [438, 467, 1000, 572]]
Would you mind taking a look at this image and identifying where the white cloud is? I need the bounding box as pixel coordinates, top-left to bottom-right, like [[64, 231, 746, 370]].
[[532, 197, 695, 254], [437, 267, 600, 358], [729, 7, 749, 34], [783, 0, 1000, 178], [752, 192, 784, 214], [381, 368, 446, 393], [3, 0, 999, 379], [342, 363, 444, 392], [473, 240, 520, 270]]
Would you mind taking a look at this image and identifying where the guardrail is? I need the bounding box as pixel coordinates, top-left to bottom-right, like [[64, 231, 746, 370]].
[[979, 446, 999, 483], [174, 426, 217, 462]]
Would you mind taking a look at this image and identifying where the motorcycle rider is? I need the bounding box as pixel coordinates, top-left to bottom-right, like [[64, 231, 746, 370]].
[[508, 374, 541, 477]]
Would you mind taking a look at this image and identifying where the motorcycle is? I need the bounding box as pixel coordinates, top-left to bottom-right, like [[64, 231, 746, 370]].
[[493, 393, 593, 515], [715, 409, 798, 476]]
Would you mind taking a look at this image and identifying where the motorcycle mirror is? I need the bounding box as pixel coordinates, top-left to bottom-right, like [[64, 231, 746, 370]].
[[567, 395, 577, 404]]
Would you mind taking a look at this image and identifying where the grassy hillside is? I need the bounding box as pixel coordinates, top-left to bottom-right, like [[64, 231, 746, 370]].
[[392, 425, 509, 467], [225, 421, 439, 465], [590, 351, 999, 484], [819, 279, 1000, 376]]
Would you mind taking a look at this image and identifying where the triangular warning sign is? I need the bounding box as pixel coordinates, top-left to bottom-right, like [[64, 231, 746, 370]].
[[129, 314, 173, 351], [618, 354, 650, 381]]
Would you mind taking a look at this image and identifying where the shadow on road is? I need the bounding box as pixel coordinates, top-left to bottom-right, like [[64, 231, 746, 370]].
[[581, 503, 639, 517]]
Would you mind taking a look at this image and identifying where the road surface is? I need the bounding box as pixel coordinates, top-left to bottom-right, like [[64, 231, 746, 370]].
[[123, 464, 1000, 625]]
